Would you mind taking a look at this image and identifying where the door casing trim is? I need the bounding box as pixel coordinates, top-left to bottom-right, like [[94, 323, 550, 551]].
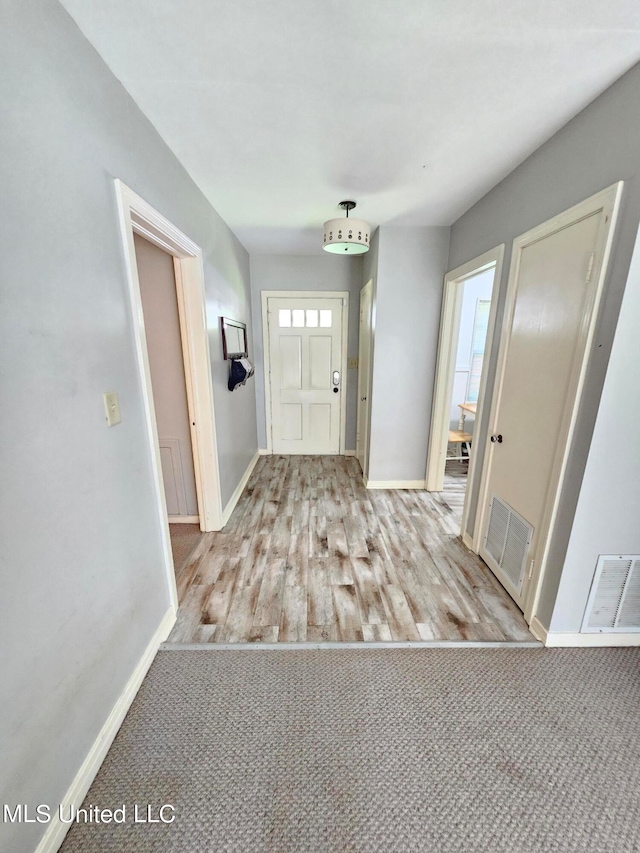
[[261, 290, 349, 455], [425, 245, 504, 544], [356, 279, 374, 477], [115, 180, 224, 612]]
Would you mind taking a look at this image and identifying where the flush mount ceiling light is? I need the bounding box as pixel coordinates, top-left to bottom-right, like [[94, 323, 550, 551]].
[[323, 200, 370, 254]]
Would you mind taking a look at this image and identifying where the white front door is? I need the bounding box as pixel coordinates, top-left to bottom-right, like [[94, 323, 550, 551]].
[[356, 280, 373, 474], [478, 185, 621, 611], [267, 296, 345, 454]]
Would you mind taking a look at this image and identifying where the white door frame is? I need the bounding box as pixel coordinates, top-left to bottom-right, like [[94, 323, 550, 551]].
[[115, 180, 224, 608], [356, 279, 374, 477], [475, 182, 623, 625], [425, 245, 504, 536], [261, 290, 349, 455]]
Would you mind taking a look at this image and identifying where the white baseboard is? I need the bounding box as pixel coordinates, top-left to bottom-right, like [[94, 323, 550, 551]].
[[34, 606, 176, 853], [343, 449, 356, 456], [529, 616, 640, 646], [545, 631, 640, 647], [258, 448, 271, 455], [167, 515, 199, 524], [221, 450, 259, 527], [462, 531, 474, 550], [366, 479, 426, 490]]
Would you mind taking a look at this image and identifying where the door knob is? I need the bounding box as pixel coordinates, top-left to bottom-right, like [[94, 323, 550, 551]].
[[490, 434, 503, 443]]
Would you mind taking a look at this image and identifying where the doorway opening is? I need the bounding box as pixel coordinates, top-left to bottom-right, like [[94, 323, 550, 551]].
[[426, 246, 504, 544], [115, 180, 223, 611], [133, 233, 204, 576]]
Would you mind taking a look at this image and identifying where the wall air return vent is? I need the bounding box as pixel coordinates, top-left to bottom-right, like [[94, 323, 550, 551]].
[[484, 495, 533, 593], [582, 555, 640, 633]]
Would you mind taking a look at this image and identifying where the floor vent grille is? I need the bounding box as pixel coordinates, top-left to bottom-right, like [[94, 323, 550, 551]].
[[484, 496, 533, 593], [582, 555, 640, 633]]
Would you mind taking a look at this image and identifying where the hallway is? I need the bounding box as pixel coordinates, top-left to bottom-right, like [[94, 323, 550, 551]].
[[167, 456, 533, 644]]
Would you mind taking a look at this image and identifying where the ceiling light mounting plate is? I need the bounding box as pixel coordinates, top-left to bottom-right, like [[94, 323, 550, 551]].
[[338, 200, 357, 215]]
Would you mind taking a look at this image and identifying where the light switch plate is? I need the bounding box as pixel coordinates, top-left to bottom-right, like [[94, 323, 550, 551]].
[[103, 391, 121, 426], [348, 357, 358, 369]]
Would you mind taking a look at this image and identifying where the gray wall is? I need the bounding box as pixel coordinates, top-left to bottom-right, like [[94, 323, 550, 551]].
[[249, 254, 363, 450], [448, 61, 640, 630], [368, 226, 451, 482], [0, 1, 257, 850]]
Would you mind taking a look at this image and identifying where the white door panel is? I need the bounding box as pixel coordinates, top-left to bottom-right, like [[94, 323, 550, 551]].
[[309, 337, 332, 389], [280, 337, 302, 389], [268, 296, 344, 454], [479, 186, 621, 612]]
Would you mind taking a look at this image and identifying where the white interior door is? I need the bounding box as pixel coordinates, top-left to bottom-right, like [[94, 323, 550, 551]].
[[356, 280, 373, 474], [478, 185, 621, 612], [267, 296, 345, 454]]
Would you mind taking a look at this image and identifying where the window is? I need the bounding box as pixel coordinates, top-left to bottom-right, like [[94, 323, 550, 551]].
[[465, 299, 490, 402], [277, 307, 332, 328]]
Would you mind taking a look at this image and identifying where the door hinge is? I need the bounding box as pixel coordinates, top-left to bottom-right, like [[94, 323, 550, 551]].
[[585, 252, 595, 284], [528, 558, 535, 580]]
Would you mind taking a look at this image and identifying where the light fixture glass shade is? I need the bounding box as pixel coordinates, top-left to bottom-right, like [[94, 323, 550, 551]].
[[323, 217, 370, 254]]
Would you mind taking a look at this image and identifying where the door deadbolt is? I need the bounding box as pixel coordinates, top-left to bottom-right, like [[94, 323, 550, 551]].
[[490, 434, 503, 443]]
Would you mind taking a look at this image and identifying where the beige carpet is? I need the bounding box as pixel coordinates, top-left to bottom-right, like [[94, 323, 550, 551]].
[[169, 523, 202, 576], [61, 648, 640, 852]]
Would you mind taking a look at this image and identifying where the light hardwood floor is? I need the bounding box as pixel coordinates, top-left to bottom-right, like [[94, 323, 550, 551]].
[[167, 456, 533, 644]]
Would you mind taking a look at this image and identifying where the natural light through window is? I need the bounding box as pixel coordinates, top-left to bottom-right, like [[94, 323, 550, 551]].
[[278, 307, 333, 328]]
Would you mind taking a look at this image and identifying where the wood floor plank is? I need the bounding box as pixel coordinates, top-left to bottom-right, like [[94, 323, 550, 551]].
[[169, 455, 533, 644], [280, 585, 307, 642], [333, 584, 364, 642], [218, 585, 260, 643], [379, 585, 421, 641], [327, 522, 353, 585], [307, 561, 334, 626], [247, 626, 279, 643], [167, 582, 214, 643], [286, 530, 309, 587], [351, 557, 387, 625], [201, 558, 240, 627], [306, 624, 339, 642], [362, 624, 393, 642], [253, 557, 287, 627], [344, 505, 370, 559]]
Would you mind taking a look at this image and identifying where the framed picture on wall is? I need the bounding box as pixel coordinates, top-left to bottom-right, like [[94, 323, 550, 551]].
[[220, 317, 248, 360]]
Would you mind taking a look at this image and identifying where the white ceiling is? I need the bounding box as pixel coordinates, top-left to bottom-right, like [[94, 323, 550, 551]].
[[59, 0, 640, 255]]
